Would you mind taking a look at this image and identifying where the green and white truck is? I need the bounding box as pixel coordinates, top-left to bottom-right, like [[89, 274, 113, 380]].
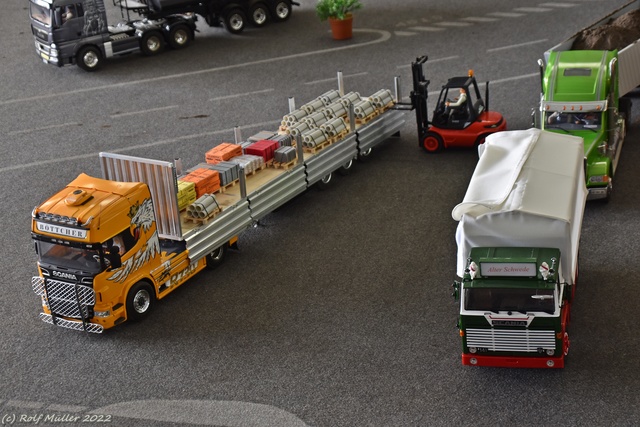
[[534, 0, 640, 201], [452, 129, 587, 368]]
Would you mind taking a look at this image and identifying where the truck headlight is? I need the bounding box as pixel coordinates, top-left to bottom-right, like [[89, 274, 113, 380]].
[[468, 347, 477, 354], [589, 175, 609, 183], [545, 349, 554, 356], [94, 310, 111, 318]]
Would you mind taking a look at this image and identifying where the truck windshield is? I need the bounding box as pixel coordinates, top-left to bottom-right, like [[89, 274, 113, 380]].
[[464, 287, 556, 314], [545, 111, 601, 131], [36, 240, 103, 274], [30, 3, 52, 26]]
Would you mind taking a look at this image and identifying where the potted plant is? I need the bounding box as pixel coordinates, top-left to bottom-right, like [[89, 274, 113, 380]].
[[316, 0, 363, 40]]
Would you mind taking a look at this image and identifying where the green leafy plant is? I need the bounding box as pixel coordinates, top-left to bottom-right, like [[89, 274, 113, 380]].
[[316, 0, 363, 21]]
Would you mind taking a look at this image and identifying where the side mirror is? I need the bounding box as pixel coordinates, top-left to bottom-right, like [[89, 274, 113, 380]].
[[452, 281, 460, 301]]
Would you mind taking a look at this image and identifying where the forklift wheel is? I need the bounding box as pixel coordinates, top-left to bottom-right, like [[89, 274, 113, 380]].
[[422, 132, 443, 153]]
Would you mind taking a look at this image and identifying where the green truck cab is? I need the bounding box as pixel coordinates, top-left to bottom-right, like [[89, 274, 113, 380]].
[[537, 49, 627, 200]]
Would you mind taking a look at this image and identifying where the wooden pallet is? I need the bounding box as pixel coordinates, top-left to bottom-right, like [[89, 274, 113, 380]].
[[303, 139, 334, 154], [355, 108, 381, 125], [184, 207, 222, 225], [273, 158, 298, 170], [216, 179, 238, 194]]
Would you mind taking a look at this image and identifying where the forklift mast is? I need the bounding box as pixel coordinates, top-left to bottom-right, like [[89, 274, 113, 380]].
[[410, 56, 430, 138]]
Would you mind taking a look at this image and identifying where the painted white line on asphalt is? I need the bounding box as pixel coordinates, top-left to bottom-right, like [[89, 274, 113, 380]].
[[488, 12, 524, 18], [305, 72, 368, 85], [47, 404, 90, 412], [435, 21, 473, 27], [89, 399, 310, 427], [487, 39, 549, 53], [394, 31, 418, 36], [514, 7, 553, 12], [0, 120, 280, 173], [408, 26, 446, 32], [463, 17, 499, 22], [0, 29, 391, 107], [396, 55, 459, 69], [111, 105, 178, 118], [8, 122, 81, 136], [540, 2, 578, 8], [209, 88, 274, 101]]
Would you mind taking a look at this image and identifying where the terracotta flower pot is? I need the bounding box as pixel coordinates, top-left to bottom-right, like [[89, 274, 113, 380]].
[[329, 14, 353, 40]]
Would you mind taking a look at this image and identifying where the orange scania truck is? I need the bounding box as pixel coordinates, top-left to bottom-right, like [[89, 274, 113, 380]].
[[30, 83, 406, 333]]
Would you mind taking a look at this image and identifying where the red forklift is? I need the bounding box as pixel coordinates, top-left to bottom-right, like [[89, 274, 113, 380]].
[[409, 56, 507, 153]]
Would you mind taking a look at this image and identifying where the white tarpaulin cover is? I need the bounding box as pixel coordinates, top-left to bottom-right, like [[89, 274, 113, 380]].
[[452, 129, 587, 282]]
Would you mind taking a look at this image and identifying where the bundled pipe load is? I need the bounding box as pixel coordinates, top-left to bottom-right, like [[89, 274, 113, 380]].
[[287, 121, 311, 137], [322, 101, 348, 119], [186, 193, 220, 219], [353, 99, 377, 120], [339, 91, 361, 108], [273, 146, 297, 164], [299, 99, 326, 114], [282, 109, 308, 127], [320, 117, 348, 138], [301, 110, 331, 127], [302, 128, 328, 148], [317, 89, 341, 106], [369, 89, 394, 109]]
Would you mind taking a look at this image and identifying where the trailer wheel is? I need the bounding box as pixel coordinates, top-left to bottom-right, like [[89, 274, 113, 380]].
[[338, 159, 354, 176], [205, 245, 227, 270], [272, 0, 292, 22], [250, 2, 269, 27], [76, 45, 103, 72], [169, 25, 192, 49], [357, 147, 372, 162], [422, 131, 443, 153], [141, 31, 164, 56], [316, 172, 333, 190], [126, 282, 155, 322], [224, 8, 246, 34]]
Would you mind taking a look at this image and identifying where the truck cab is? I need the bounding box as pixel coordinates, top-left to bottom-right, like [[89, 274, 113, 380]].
[[454, 247, 571, 368], [536, 50, 628, 201], [31, 173, 167, 332]]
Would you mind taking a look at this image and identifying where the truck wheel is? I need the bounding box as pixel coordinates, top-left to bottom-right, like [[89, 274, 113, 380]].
[[272, 0, 292, 22], [169, 25, 192, 49], [338, 159, 354, 176], [126, 282, 155, 322], [316, 172, 333, 190], [76, 46, 103, 72], [250, 2, 269, 27], [422, 131, 443, 153], [205, 245, 227, 270], [224, 8, 246, 34], [141, 31, 164, 56]]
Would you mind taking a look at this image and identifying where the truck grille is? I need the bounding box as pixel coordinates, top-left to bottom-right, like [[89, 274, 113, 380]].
[[466, 328, 556, 352], [32, 276, 95, 319]]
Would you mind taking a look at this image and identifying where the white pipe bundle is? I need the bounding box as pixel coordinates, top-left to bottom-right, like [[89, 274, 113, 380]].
[[322, 101, 348, 119], [302, 128, 328, 148], [282, 108, 308, 127], [317, 89, 341, 106], [300, 98, 326, 114], [187, 193, 219, 218], [369, 89, 394, 108], [320, 117, 348, 137], [287, 121, 311, 137], [339, 91, 361, 108], [301, 110, 330, 127], [353, 100, 376, 119]]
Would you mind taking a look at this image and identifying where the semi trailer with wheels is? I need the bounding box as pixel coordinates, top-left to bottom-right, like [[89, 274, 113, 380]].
[[30, 77, 407, 333], [29, 0, 298, 71], [451, 129, 587, 368], [533, 0, 640, 201]]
